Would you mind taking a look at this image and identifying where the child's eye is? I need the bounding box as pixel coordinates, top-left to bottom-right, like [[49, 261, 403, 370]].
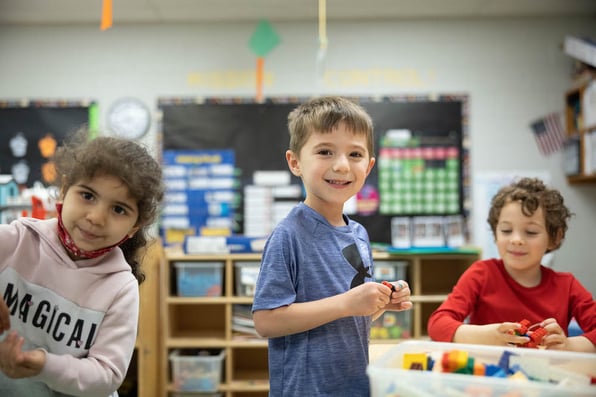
[[350, 151, 364, 158], [499, 229, 512, 234], [526, 231, 539, 236], [317, 149, 332, 156], [80, 191, 94, 201], [113, 206, 127, 216]]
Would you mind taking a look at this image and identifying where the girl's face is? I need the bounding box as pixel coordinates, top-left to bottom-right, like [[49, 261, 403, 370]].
[[286, 122, 375, 224], [60, 174, 140, 253], [495, 200, 554, 277]]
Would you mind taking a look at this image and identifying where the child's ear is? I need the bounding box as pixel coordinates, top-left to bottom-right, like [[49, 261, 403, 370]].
[[286, 150, 301, 177], [128, 225, 140, 239], [548, 229, 564, 251], [366, 157, 376, 176]]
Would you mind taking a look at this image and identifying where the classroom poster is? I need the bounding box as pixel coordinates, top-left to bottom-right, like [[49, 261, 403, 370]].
[[0, 101, 91, 188]]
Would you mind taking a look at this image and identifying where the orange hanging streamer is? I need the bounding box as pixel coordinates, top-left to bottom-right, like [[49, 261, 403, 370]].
[[100, 0, 113, 31], [256, 57, 264, 103]]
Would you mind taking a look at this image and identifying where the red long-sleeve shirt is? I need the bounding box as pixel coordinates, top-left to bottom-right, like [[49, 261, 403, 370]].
[[427, 258, 596, 346]]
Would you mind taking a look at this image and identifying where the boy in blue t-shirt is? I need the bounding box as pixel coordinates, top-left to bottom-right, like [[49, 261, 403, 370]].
[[252, 96, 412, 396]]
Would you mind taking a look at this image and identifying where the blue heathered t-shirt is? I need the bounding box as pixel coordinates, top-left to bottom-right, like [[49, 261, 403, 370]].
[[252, 203, 374, 397]]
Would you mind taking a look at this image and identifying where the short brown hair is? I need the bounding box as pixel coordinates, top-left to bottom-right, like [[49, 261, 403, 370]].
[[287, 96, 374, 157]]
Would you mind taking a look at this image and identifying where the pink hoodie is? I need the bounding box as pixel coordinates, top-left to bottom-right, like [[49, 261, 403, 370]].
[[0, 217, 139, 397]]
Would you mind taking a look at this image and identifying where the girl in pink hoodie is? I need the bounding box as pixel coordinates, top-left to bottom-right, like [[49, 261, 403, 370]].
[[0, 129, 164, 397]]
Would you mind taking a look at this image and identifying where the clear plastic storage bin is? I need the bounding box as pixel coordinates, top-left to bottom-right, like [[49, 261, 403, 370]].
[[234, 261, 260, 296], [170, 349, 225, 392], [174, 262, 223, 297], [367, 340, 596, 397], [371, 310, 412, 340], [374, 260, 408, 282]]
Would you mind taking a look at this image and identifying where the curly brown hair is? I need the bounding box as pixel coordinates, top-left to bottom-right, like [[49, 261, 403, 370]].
[[53, 128, 164, 284], [486, 177, 573, 253], [287, 96, 374, 158]]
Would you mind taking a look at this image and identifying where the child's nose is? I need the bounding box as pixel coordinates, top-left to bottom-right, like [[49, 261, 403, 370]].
[[333, 154, 349, 172], [86, 207, 106, 225], [511, 231, 524, 244]]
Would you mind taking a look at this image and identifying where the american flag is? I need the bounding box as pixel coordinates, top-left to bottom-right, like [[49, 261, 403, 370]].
[[530, 112, 566, 156]]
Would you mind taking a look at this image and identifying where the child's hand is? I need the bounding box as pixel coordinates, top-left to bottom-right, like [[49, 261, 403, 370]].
[[0, 330, 45, 378], [539, 318, 568, 350], [501, 322, 535, 346], [344, 282, 394, 317], [381, 280, 412, 312], [0, 298, 9, 333], [455, 322, 530, 346]]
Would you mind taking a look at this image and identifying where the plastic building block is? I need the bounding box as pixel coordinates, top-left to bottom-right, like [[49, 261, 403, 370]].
[[485, 364, 506, 377], [441, 350, 468, 372], [498, 350, 516, 370], [515, 319, 531, 335], [403, 352, 428, 370], [510, 319, 547, 348], [426, 355, 435, 371], [509, 371, 529, 381], [409, 362, 424, 370], [382, 280, 396, 292]]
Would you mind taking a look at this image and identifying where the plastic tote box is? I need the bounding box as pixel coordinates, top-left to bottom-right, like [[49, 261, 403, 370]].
[[370, 310, 412, 340], [367, 340, 596, 397], [170, 349, 225, 392], [374, 260, 408, 282], [174, 262, 224, 297], [234, 261, 260, 296]]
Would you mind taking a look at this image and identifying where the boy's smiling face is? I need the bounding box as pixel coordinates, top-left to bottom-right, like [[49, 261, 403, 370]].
[[286, 122, 375, 224], [495, 200, 554, 283]]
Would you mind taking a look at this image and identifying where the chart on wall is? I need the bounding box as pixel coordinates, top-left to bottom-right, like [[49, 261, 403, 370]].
[[0, 101, 92, 188], [159, 95, 470, 244]]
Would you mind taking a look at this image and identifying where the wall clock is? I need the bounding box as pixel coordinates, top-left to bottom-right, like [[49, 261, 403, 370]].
[[107, 97, 151, 140]]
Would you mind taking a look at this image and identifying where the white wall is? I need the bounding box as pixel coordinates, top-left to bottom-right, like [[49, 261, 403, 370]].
[[1, 17, 595, 293]]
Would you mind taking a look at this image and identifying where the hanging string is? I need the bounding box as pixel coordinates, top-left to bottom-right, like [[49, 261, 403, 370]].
[[316, 0, 328, 88]]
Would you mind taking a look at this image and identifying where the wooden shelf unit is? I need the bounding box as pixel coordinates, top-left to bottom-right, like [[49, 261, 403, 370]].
[[160, 249, 480, 396], [119, 240, 163, 397], [565, 79, 596, 184], [161, 253, 269, 397]]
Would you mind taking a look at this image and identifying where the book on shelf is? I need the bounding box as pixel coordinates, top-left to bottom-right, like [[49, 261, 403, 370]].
[[233, 315, 255, 327], [564, 136, 581, 175], [584, 129, 596, 175], [232, 304, 261, 337], [232, 324, 261, 336]]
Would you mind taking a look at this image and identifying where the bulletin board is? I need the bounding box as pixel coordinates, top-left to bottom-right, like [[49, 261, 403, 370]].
[[159, 95, 470, 244], [0, 100, 92, 188]]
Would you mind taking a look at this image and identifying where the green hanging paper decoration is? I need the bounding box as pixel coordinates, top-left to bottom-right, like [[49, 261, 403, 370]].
[[249, 20, 280, 57], [249, 20, 280, 102]]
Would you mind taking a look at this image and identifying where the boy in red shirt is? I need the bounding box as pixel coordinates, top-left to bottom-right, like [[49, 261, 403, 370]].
[[428, 177, 595, 352]]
